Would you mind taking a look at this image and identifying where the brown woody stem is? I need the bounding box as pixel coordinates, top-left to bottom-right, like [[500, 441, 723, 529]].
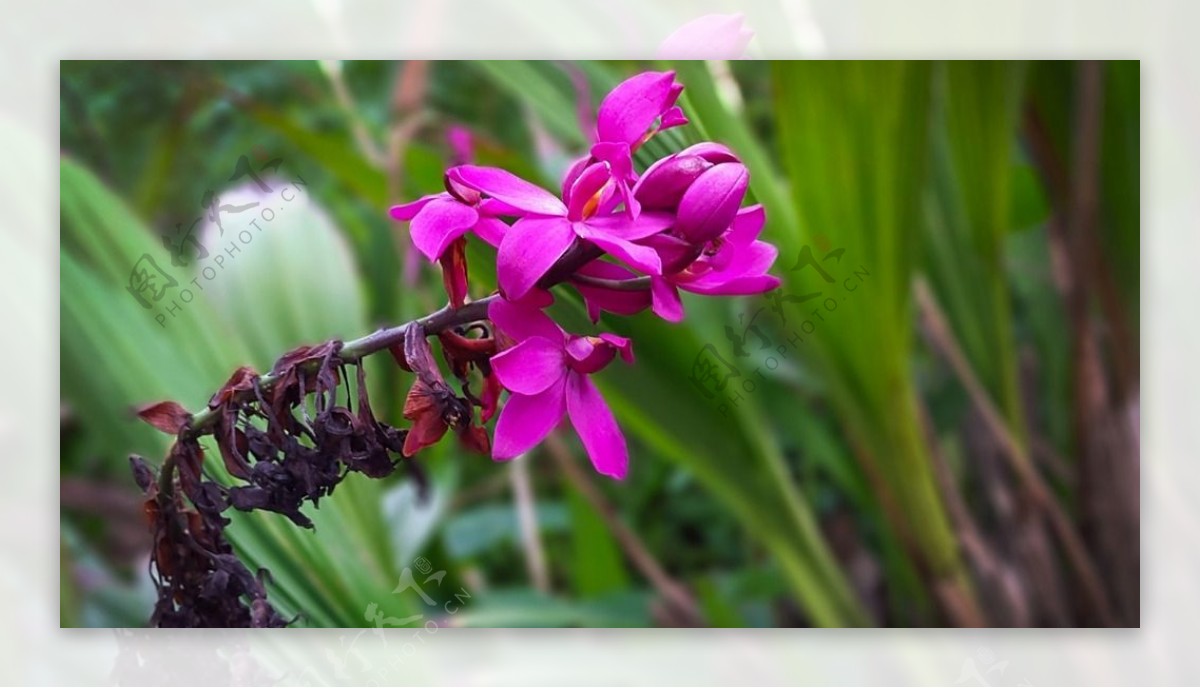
[[569, 273, 652, 291]]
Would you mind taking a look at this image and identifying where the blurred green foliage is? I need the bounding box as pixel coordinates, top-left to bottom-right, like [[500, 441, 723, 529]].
[[59, 60, 1138, 628]]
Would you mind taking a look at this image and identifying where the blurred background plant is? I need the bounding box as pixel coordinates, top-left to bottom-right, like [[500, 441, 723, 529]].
[[59, 59, 1138, 628]]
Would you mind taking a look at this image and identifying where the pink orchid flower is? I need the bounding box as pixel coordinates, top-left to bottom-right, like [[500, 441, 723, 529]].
[[488, 298, 634, 479], [447, 163, 673, 301], [589, 70, 688, 218], [380, 68, 785, 482], [446, 124, 474, 165], [397, 125, 482, 284], [657, 13, 755, 60], [388, 176, 509, 262]]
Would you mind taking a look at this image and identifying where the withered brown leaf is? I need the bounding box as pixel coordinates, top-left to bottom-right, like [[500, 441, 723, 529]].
[[135, 401, 192, 435]]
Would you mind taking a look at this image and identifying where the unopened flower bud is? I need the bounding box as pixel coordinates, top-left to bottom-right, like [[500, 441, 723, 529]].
[[673, 162, 750, 244], [634, 155, 713, 210], [633, 142, 741, 213]]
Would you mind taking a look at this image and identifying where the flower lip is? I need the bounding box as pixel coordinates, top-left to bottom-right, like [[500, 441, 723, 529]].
[[565, 334, 632, 374], [566, 161, 615, 222], [565, 336, 611, 374]]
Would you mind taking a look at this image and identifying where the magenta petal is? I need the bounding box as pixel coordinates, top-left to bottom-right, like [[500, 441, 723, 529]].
[[491, 336, 567, 395], [719, 240, 778, 279], [651, 277, 685, 322], [684, 241, 779, 293], [576, 227, 663, 276], [389, 194, 441, 221], [479, 198, 531, 217], [707, 241, 737, 272], [497, 216, 577, 300], [684, 274, 781, 296], [727, 204, 766, 246], [492, 378, 567, 460], [584, 211, 675, 241], [589, 142, 630, 174], [659, 106, 688, 131], [668, 81, 684, 105], [473, 216, 509, 248], [683, 241, 779, 295], [448, 165, 566, 216], [598, 333, 634, 364], [409, 198, 479, 261], [618, 181, 641, 220], [565, 373, 629, 480], [596, 71, 677, 146], [488, 298, 565, 344], [675, 163, 750, 244]]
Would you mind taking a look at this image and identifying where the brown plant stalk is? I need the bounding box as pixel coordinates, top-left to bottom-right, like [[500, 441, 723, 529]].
[[135, 242, 610, 626], [914, 277, 1117, 626]]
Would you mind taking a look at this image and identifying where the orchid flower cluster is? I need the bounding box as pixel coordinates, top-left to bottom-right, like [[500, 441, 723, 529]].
[[390, 70, 780, 480], [127, 69, 780, 627]]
